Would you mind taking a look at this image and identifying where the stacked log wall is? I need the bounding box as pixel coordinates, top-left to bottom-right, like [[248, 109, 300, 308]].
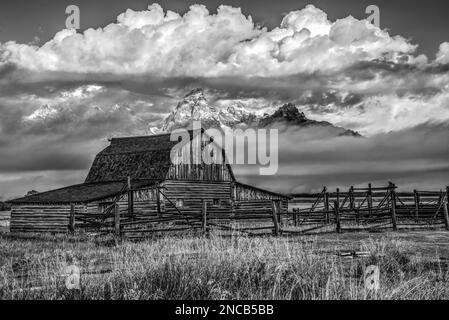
[[10, 204, 86, 233], [163, 180, 231, 220]]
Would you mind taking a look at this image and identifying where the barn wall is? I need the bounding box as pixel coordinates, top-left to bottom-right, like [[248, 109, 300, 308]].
[[166, 164, 233, 182], [82, 182, 286, 222], [166, 137, 233, 182], [85, 186, 160, 217], [163, 180, 232, 219], [233, 199, 288, 216], [234, 199, 273, 217], [232, 199, 289, 229], [232, 183, 287, 201], [232, 183, 288, 225], [10, 204, 86, 233]]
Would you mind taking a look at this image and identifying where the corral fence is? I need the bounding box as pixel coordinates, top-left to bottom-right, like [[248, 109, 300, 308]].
[[67, 186, 284, 239], [287, 182, 449, 234]]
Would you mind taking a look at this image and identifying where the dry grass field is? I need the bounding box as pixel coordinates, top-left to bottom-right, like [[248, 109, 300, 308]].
[[1, 229, 449, 300]]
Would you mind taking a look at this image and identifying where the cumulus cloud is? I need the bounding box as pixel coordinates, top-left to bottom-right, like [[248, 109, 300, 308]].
[[0, 3, 420, 77], [436, 42, 449, 65]]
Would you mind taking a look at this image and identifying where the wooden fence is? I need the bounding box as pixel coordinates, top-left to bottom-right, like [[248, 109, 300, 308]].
[[288, 183, 449, 234], [69, 188, 284, 239]]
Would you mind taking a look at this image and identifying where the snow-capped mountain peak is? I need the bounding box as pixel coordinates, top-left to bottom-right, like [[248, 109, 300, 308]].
[[161, 88, 221, 131], [218, 102, 257, 128]]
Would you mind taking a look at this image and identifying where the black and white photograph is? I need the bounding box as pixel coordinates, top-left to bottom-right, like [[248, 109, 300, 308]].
[[1, 0, 449, 311]]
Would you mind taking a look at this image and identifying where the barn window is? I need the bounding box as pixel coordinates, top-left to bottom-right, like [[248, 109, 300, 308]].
[[212, 199, 221, 207], [176, 198, 184, 208], [210, 149, 214, 158]]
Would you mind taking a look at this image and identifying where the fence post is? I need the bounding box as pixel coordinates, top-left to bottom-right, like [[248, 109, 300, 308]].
[[334, 200, 341, 233], [413, 189, 419, 222], [202, 200, 207, 235], [128, 190, 134, 218], [156, 186, 162, 218], [368, 183, 373, 217], [127, 177, 134, 218], [444, 187, 449, 231], [323, 188, 330, 224], [277, 201, 282, 227], [69, 203, 75, 234], [389, 183, 398, 231], [349, 186, 356, 223], [271, 201, 280, 236], [114, 204, 121, 237]]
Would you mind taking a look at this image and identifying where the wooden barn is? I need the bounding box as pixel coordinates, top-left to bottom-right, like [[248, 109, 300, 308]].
[[9, 131, 290, 235]]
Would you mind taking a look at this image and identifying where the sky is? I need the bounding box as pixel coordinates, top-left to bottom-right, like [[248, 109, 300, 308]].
[[1, 0, 449, 199]]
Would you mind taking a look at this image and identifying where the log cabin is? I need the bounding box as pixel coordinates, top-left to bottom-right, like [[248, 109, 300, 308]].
[[9, 130, 290, 234]]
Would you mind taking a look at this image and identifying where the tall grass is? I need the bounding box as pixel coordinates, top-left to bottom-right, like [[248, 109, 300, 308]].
[[0, 231, 448, 300]]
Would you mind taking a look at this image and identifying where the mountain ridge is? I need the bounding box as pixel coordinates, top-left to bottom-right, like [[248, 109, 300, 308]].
[[159, 88, 361, 137]]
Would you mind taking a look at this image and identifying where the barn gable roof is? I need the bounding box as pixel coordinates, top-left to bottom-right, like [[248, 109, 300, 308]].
[[85, 133, 179, 183], [9, 180, 159, 204], [85, 131, 236, 183]]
